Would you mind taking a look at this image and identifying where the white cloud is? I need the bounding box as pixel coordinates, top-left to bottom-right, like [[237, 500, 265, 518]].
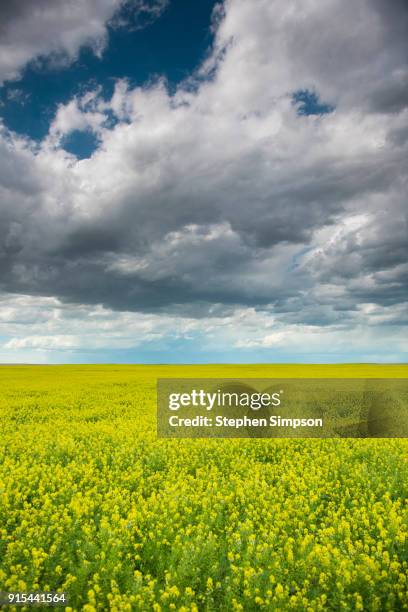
[[0, 0, 168, 84], [4, 335, 78, 350], [1, 294, 406, 363], [47, 93, 107, 147]]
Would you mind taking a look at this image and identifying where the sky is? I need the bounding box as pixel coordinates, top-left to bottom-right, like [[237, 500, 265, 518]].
[[0, 0, 407, 364]]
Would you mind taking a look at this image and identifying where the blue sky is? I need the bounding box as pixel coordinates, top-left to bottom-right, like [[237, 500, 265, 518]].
[[0, 0, 217, 145], [0, 0, 407, 363]]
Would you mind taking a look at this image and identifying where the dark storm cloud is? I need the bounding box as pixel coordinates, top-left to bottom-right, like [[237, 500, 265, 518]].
[[368, 73, 408, 115], [0, 0, 34, 31], [302, 192, 408, 311], [362, 0, 408, 114], [370, 0, 408, 45]]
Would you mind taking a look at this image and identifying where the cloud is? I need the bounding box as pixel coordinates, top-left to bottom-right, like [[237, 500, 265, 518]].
[[1, 294, 406, 363], [0, 0, 407, 360], [4, 335, 78, 350], [0, 0, 168, 84], [0, 292, 198, 351]]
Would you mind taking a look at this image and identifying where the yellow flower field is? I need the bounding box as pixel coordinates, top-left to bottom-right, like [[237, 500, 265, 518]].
[[0, 365, 407, 611]]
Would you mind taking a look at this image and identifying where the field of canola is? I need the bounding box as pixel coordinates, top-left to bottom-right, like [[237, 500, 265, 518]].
[[0, 364, 407, 611]]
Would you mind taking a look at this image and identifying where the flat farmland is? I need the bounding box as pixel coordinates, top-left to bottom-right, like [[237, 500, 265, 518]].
[[0, 365, 407, 611]]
